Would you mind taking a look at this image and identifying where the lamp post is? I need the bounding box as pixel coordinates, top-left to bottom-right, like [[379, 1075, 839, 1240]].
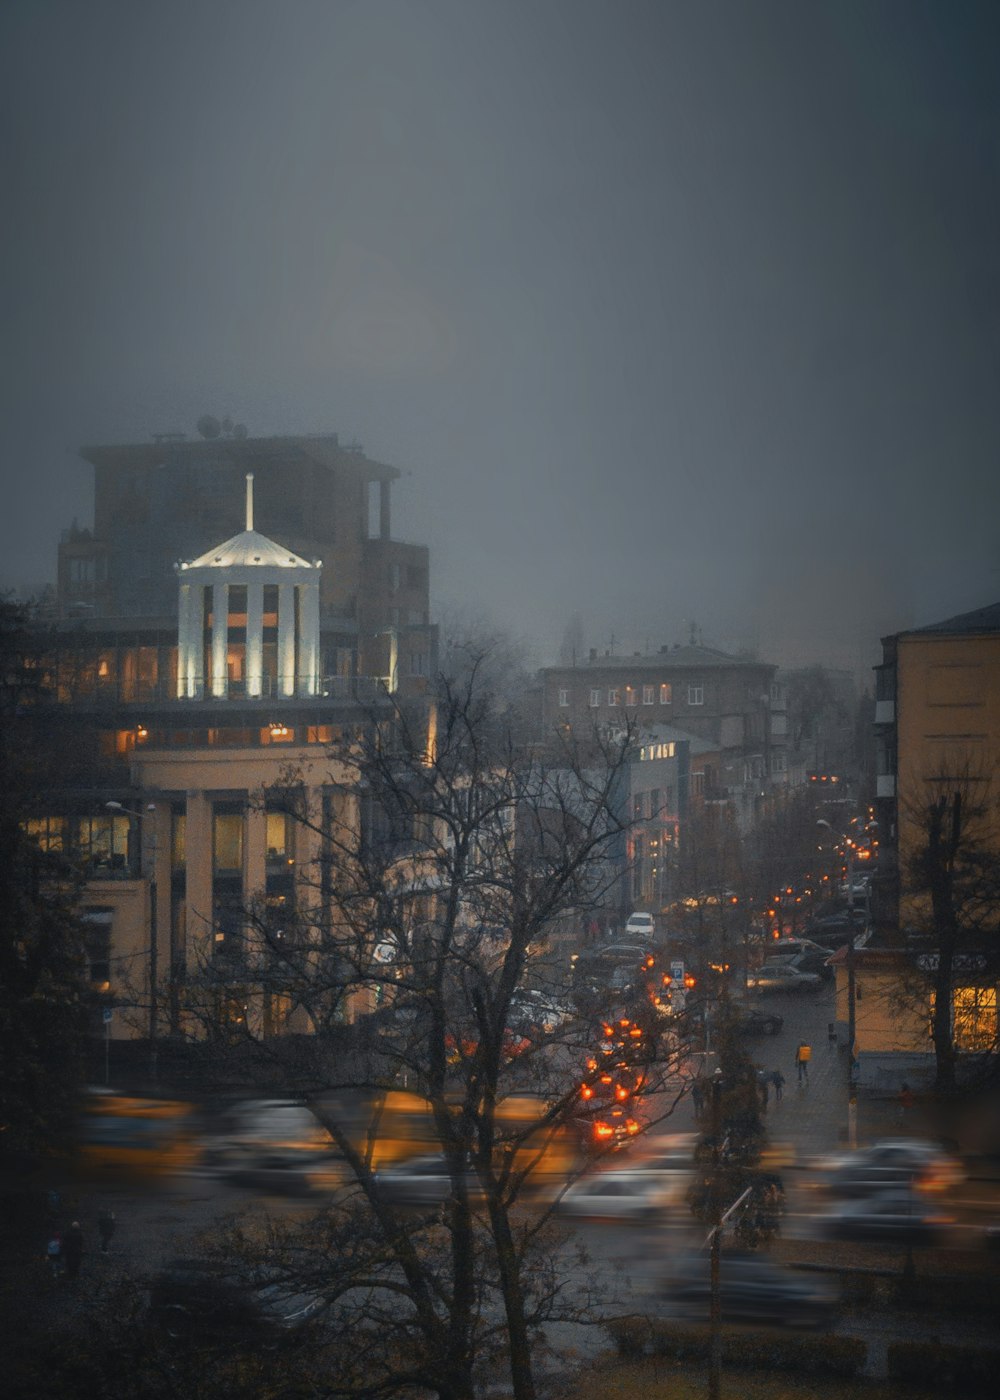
[[107, 801, 158, 1081], [817, 818, 857, 1148], [708, 1067, 724, 1400]]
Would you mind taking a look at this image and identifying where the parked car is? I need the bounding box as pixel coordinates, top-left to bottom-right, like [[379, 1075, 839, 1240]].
[[149, 1257, 321, 1343], [732, 1006, 784, 1036], [818, 1188, 954, 1243], [624, 912, 656, 939], [508, 990, 573, 1034], [747, 964, 822, 994], [818, 1138, 963, 1198], [662, 1250, 837, 1327], [761, 951, 833, 982]]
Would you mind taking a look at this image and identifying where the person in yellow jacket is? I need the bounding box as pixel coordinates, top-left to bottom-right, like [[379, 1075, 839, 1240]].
[[795, 1041, 811, 1084]]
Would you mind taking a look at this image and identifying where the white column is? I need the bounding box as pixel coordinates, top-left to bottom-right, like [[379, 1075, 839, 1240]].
[[184, 791, 213, 981], [211, 581, 229, 699], [297, 578, 320, 696], [177, 582, 192, 698], [246, 580, 264, 697], [278, 583, 296, 697]]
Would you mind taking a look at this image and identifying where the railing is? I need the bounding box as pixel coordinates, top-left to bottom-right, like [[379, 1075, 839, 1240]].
[[33, 674, 392, 707]]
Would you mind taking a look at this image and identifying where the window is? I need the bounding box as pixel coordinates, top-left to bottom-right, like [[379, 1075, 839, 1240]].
[[625, 687, 637, 707], [82, 909, 113, 985], [409, 651, 428, 677], [771, 752, 787, 774], [659, 683, 672, 705], [213, 810, 243, 875], [608, 688, 620, 707], [558, 688, 569, 707], [688, 685, 704, 706], [953, 986, 997, 1052], [643, 685, 654, 705], [589, 689, 601, 708]]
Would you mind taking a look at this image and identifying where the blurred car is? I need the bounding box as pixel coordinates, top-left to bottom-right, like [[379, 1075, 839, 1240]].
[[508, 990, 573, 1034], [557, 1170, 680, 1220], [732, 1007, 784, 1036], [149, 1257, 321, 1343], [625, 912, 656, 939], [747, 964, 821, 994], [373, 1154, 484, 1206], [662, 1250, 837, 1327], [818, 1188, 954, 1243], [804, 910, 872, 946], [818, 1139, 964, 1197], [224, 1150, 344, 1196]]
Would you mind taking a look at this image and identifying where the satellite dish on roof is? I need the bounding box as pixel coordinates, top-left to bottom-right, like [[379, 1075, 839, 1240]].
[[197, 415, 221, 439]]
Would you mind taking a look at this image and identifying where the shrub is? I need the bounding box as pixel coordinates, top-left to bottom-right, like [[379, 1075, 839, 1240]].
[[604, 1320, 866, 1379], [887, 1340, 999, 1392]]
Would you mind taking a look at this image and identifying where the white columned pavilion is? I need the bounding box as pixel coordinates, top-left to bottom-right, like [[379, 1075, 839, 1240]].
[[174, 474, 323, 701]]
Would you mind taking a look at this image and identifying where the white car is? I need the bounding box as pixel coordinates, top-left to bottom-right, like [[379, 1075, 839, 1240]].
[[624, 912, 656, 939], [557, 1170, 680, 1220], [747, 964, 822, 994]]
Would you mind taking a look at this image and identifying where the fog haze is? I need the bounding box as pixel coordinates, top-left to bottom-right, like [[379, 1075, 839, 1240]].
[[3, 0, 999, 677]]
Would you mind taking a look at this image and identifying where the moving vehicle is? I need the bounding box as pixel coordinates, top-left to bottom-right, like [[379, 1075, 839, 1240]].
[[557, 1169, 681, 1220], [818, 1139, 963, 1198], [818, 1188, 954, 1243], [79, 1090, 197, 1177], [374, 1154, 484, 1206], [662, 1250, 837, 1327], [746, 964, 822, 994]]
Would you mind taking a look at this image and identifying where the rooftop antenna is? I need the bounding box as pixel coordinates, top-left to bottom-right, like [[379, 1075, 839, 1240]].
[[246, 473, 254, 531]]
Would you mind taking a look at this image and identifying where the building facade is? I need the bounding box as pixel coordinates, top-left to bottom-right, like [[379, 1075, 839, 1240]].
[[540, 643, 786, 827], [873, 601, 1000, 930]]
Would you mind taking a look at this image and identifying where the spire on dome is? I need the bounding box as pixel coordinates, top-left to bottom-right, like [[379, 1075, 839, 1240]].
[[246, 473, 254, 531]]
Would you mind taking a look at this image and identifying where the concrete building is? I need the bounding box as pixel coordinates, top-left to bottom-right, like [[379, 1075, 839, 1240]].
[[25, 434, 439, 1052], [540, 642, 786, 827], [873, 601, 1000, 929]]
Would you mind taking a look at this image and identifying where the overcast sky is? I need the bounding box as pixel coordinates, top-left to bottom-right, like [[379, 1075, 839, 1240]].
[[2, 0, 998, 680]]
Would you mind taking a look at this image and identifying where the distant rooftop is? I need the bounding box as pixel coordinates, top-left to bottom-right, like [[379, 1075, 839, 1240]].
[[909, 602, 1000, 636], [545, 643, 771, 671]]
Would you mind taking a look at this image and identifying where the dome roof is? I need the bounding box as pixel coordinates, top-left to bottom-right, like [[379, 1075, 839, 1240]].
[[181, 528, 318, 571]]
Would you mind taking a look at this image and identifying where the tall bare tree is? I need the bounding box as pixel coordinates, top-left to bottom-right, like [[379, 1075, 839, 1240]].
[[187, 656, 691, 1399]]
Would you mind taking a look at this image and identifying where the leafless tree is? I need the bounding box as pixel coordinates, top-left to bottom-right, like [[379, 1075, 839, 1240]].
[[184, 654, 692, 1399]]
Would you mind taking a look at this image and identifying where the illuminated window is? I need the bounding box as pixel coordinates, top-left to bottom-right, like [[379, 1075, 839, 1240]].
[[688, 685, 704, 705], [172, 813, 186, 870], [643, 686, 654, 705], [266, 811, 290, 860], [659, 683, 672, 705], [23, 816, 66, 851], [953, 986, 997, 1053], [625, 687, 637, 707], [213, 811, 243, 874]]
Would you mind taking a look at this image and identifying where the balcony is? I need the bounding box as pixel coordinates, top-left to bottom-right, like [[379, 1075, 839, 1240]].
[[875, 700, 895, 724]]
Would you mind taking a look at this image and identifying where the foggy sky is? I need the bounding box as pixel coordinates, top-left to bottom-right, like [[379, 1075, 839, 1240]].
[[2, 0, 999, 680]]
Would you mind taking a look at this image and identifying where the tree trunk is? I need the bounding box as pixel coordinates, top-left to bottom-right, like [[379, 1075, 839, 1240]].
[[488, 1196, 537, 1400]]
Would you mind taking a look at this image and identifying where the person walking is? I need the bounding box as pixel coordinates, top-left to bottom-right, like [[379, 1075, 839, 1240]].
[[795, 1041, 811, 1085], [46, 1231, 63, 1279], [757, 1068, 770, 1109], [690, 1078, 705, 1116], [62, 1221, 84, 1280], [770, 1068, 785, 1102], [98, 1208, 117, 1254]]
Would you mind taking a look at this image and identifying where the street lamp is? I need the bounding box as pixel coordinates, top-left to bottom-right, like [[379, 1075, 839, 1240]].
[[106, 801, 159, 1081], [817, 818, 858, 1148]]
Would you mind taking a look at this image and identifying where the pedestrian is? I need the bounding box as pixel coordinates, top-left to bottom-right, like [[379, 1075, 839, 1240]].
[[690, 1079, 705, 1115], [46, 1231, 63, 1279], [98, 1208, 116, 1253], [897, 1082, 914, 1118], [62, 1221, 84, 1280], [757, 1068, 769, 1109], [795, 1041, 811, 1084], [770, 1068, 785, 1102]]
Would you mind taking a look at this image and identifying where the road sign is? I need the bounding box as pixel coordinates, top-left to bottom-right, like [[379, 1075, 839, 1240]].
[[670, 959, 685, 983], [102, 1008, 113, 1024]]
